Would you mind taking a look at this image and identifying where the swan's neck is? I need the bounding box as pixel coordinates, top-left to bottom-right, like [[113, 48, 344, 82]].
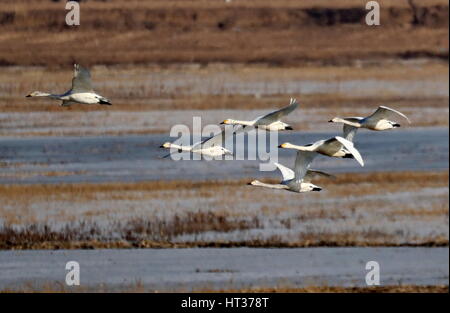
[[250, 180, 288, 189], [33, 92, 61, 99], [282, 144, 315, 151], [229, 119, 254, 126], [334, 118, 361, 128]]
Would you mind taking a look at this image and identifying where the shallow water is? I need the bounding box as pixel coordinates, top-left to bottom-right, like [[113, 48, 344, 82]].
[[0, 247, 447, 291], [0, 127, 447, 184]]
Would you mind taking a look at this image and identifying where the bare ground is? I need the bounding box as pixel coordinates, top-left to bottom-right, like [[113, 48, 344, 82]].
[[2, 284, 447, 293], [0, 0, 448, 66]]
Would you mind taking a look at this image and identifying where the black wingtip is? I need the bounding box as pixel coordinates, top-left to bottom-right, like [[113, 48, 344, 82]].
[[99, 99, 112, 105]]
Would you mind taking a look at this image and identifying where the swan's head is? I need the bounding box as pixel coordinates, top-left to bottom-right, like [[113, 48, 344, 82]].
[[221, 147, 233, 156], [160, 142, 171, 149], [220, 119, 233, 125], [248, 180, 260, 186], [278, 142, 296, 149], [26, 91, 46, 97], [328, 117, 340, 123], [301, 183, 322, 192]]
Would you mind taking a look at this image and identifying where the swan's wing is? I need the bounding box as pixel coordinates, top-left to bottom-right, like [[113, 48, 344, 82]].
[[294, 150, 317, 182], [322, 137, 342, 151], [343, 123, 358, 142], [335, 136, 364, 167], [71, 64, 94, 93], [60, 100, 76, 107], [193, 128, 229, 149], [303, 169, 335, 183], [274, 162, 295, 182], [255, 98, 299, 125], [232, 124, 253, 135], [366, 106, 411, 124]]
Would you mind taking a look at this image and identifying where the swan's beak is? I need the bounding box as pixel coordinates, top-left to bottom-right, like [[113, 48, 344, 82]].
[[26, 94, 31, 97], [159, 145, 165, 148], [221, 120, 229, 125], [285, 126, 293, 130], [312, 187, 322, 192], [393, 123, 401, 128], [328, 119, 333, 122], [278, 143, 287, 148]]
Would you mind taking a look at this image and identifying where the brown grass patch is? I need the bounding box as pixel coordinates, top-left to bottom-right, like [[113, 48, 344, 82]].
[[0, 170, 447, 198], [0, 1, 447, 67], [0, 170, 447, 250], [2, 282, 447, 293], [201, 285, 449, 293]]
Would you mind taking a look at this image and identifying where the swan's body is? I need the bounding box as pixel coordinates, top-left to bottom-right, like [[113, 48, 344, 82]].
[[26, 64, 111, 106], [160, 129, 232, 158], [329, 106, 410, 131], [279, 136, 364, 167], [221, 98, 299, 131], [249, 151, 333, 193]]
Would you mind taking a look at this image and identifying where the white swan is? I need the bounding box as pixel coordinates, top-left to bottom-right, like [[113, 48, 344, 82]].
[[249, 151, 333, 193], [221, 98, 299, 131], [160, 128, 232, 158], [279, 136, 364, 166], [329, 106, 411, 131], [26, 64, 111, 106]]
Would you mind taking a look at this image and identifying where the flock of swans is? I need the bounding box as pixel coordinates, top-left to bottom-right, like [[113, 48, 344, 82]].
[[26, 64, 411, 194], [162, 96, 410, 193]]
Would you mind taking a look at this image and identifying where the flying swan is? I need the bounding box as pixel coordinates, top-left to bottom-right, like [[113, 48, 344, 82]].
[[279, 136, 364, 167], [221, 98, 299, 131], [248, 151, 333, 193], [26, 64, 111, 106], [160, 128, 232, 158], [328, 106, 411, 131]]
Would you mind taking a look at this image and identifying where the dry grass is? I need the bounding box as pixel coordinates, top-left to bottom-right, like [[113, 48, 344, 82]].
[[0, 61, 447, 137], [1, 170, 446, 197], [201, 285, 449, 293], [2, 282, 447, 293], [0, 1, 447, 67], [0, 170, 448, 250], [1, 62, 447, 112], [0, 212, 262, 250]]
